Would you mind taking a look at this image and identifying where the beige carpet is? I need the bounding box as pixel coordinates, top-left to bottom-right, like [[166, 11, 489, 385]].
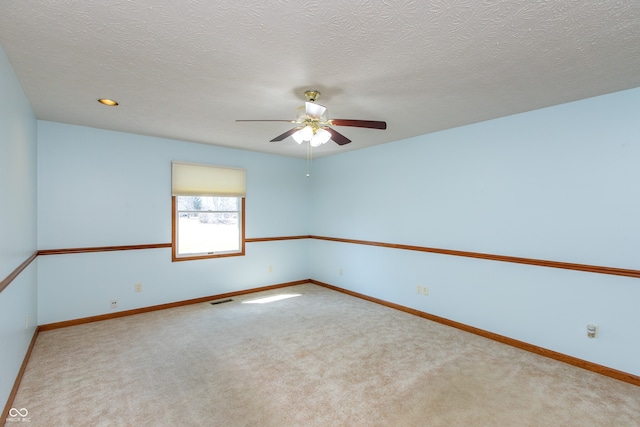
[[6, 283, 640, 426]]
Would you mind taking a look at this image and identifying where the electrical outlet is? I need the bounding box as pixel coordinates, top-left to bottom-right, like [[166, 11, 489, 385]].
[[587, 324, 598, 338], [110, 299, 118, 309], [135, 283, 142, 292], [269, 265, 273, 273], [422, 286, 429, 296], [339, 268, 343, 276]]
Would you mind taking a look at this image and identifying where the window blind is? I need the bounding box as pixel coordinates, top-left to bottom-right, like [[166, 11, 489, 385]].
[[171, 162, 246, 197]]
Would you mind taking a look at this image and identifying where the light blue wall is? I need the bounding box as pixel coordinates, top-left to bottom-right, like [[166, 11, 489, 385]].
[[37, 122, 310, 324], [3, 38, 640, 407], [0, 45, 38, 411], [309, 88, 640, 375]]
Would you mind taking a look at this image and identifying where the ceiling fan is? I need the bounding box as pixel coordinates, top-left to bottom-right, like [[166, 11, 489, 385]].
[[236, 90, 387, 147]]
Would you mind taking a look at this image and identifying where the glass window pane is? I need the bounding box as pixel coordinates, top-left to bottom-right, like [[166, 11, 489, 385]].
[[177, 196, 238, 212], [175, 195, 242, 257], [177, 212, 240, 255]]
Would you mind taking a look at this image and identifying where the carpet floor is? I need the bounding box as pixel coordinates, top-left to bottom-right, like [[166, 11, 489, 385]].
[[6, 283, 640, 426]]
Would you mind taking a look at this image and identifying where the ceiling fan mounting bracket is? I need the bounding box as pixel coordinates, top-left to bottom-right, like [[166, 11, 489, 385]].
[[304, 90, 320, 102]]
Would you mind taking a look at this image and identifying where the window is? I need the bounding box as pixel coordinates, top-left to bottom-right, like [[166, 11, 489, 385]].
[[172, 162, 246, 261]]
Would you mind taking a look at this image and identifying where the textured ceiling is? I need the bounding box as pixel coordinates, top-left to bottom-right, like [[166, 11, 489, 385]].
[[1, 1, 639, 158]]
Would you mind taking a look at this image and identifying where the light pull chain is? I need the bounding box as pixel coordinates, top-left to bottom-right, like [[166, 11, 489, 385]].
[[306, 142, 312, 177]]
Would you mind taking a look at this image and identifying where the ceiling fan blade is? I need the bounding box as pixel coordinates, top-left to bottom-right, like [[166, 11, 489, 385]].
[[305, 102, 327, 119], [236, 120, 297, 123], [330, 119, 387, 130], [326, 128, 351, 146], [270, 127, 300, 142]]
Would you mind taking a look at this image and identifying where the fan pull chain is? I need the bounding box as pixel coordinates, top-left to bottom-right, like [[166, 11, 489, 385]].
[[306, 142, 312, 177]]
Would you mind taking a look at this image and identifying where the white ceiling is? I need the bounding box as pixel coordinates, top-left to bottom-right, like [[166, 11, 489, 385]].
[[1, 1, 639, 158]]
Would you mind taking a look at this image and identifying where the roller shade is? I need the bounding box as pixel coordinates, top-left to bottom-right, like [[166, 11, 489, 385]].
[[172, 162, 246, 197]]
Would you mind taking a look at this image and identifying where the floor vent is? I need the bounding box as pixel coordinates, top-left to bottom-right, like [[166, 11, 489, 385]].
[[210, 299, 233, 305]]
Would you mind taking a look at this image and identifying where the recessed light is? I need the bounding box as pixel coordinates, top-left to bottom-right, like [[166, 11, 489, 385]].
[[98, 98, 118, 106]]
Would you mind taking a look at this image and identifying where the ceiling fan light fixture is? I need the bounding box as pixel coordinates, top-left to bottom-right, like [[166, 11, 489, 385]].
[[309, 138, 322, 148], [292, 129, 305, 144], [294, 125, 314, 143], [312, 128, 331, 146]]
